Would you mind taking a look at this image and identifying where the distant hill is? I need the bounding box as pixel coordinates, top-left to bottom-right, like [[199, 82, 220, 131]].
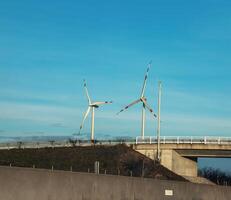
[[0, 144, 187, 181]]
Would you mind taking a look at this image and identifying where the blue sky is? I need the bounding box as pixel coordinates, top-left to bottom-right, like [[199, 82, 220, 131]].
[[0, 0, 231, 172], [0, 0, 231, 170], [1, 0, 231, 137]]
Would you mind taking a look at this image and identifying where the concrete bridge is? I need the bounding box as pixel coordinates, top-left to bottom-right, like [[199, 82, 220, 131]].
[[134, 136, 231, 177]]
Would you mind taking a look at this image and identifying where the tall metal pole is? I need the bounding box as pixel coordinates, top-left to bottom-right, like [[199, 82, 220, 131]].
[[141, 103, 146, 139], [91, 107, 95, 142], [157, 81, 162, 161]]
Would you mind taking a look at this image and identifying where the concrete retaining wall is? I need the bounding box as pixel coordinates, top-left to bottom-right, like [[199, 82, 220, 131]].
[[136, 148, 198, 177], [0, 166, 230, 200]]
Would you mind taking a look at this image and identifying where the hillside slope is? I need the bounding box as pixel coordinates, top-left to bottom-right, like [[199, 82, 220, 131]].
[[0, 144, 186, 181]]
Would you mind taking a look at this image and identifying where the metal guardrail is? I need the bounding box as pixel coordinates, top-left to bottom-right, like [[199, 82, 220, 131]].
[[135, 136, 231, 145]]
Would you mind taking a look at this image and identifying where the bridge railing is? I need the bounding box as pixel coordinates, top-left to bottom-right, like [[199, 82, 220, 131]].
[[135, 136, 231, 145]]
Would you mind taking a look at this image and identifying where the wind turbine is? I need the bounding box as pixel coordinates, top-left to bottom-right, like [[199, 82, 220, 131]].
[[79, 80, 112, 142], [117, 62, 156, 139]]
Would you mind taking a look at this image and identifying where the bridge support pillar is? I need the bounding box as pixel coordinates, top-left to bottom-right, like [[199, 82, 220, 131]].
[[135, 148, 198, 177], [161, 150, 198, 177]]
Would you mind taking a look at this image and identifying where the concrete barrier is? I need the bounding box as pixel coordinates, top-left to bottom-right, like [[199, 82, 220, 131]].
[[0, 166, 230, 200]]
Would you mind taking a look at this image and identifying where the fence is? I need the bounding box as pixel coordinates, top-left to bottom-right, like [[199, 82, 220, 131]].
[[135, 136, 231, 145]]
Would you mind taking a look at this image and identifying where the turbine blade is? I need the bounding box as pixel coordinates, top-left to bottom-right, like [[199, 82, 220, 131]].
[[84, 80, 91, 104], [117, 99, 141, 115], [142, 99, 157, 117], [140, 61, 152, 97], [79, 107, 91, 133], [93, 101, 113, 106]]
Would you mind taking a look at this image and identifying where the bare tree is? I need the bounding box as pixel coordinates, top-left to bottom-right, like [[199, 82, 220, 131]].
[[199, 167, 231, 186], [17, 141, 23, 149], [49, 140, 55, 148], [68, 139, 77, 147]]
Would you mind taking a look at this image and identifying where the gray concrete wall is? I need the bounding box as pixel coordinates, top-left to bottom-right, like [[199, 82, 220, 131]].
[[0, 166, 230, 200]]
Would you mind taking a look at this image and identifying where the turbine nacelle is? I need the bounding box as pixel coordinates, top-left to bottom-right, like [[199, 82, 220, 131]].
[[90, 101, 113, 108], [90, 104, 99, 108], [140, 97, 147, 102]]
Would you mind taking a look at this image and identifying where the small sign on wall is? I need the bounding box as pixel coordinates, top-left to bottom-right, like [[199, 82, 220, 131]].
[[165, 189, 173, 196]]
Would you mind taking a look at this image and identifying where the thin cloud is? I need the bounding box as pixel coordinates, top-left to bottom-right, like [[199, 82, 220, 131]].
[[0, 101, 80, 123], [162, 113, 231, 136], [50, 122, 66, 128], [23, 131, 45, 135], [0, 88, 81, 105]]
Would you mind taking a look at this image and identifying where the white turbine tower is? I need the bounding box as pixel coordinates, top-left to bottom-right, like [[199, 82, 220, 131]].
[[117, 62, 156, 139], [79, 80, 112, 142]]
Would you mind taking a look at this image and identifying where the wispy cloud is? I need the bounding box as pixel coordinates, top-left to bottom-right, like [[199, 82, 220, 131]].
[[0, 88, 230, 137], [50, 122, 66, 128], [0, 101, 79, 124], [163, 88, 231, 116], [162, 113, 231, 136], [23, 131, 45, 135], [0, 88, 80, 105]]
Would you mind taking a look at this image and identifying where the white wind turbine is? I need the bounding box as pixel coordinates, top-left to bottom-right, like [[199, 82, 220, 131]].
[[79, 80, 112, 141], [117, 62, 156, 139]]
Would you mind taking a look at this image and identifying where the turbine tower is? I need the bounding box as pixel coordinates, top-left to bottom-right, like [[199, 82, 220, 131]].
[[79, 80, 112, 142], [117, 62, 156, 139]]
